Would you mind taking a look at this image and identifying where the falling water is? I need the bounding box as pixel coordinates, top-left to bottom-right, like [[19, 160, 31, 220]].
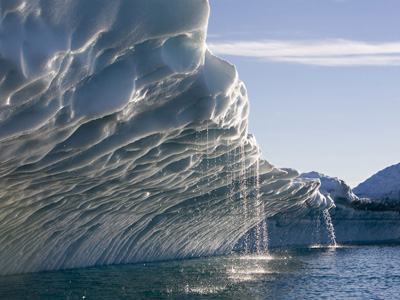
[[206, 121, 210, 192], [311, 214, 321, 246], [240, 143, 250, 253], [261, 216, 269, 252], [322, 209, 337, 247], [254, 162, 262, 253], [254, 159, 268, 253], [226, 139, 236, 245]]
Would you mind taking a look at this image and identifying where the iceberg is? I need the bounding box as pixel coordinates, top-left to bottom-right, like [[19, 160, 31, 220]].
[[260, 171, 400, 248], [0, 0, 331, 275]]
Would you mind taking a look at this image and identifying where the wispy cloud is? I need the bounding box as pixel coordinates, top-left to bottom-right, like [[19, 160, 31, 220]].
[[207, 39, 400, 66]]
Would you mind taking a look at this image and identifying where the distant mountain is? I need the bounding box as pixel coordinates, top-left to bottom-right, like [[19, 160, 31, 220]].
[[353, 163, 400, 199], [300, 166, 400, 212]]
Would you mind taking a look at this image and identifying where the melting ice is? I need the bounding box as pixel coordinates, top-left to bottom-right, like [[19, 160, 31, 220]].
[[0, 0, 331, 275]]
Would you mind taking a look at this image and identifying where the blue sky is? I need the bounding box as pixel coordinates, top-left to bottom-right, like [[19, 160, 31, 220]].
[[207, 0, 400, 187]]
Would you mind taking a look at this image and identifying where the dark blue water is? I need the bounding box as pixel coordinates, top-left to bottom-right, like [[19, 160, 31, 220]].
[[1, 245, 399, 299]]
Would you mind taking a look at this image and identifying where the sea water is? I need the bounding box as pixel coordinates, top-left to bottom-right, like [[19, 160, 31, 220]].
[[1, 245, 399, 299]]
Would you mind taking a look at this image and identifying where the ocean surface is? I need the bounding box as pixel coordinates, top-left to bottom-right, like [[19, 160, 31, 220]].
[[1, 245, 399, 299]]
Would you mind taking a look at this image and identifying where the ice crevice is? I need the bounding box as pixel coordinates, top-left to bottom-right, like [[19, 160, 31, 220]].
[[0, 0, 332, 275]]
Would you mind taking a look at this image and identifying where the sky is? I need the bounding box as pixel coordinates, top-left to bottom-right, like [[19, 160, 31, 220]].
[[206, 0, 400, 187]]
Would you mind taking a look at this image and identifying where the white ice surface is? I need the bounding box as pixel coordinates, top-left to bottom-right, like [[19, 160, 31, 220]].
[[300, 171, 358, 205], [252, 171, 400, 248], [259, 171, 400, 249], [0, 0, 330, 275], [353, 163, 400, 199]]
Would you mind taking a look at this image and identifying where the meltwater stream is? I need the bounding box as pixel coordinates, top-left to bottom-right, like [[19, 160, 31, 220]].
[[1, 245, 399, 299], [322, 209, 338, 247]]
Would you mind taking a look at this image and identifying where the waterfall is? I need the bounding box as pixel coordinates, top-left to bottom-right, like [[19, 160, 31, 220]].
[[323, 209, 338, 247], [254, 159, 268, 253]]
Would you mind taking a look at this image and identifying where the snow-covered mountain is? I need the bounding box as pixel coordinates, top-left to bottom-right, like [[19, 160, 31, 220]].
[[300, 167, 400, 212], [353, 163, 400, 199]]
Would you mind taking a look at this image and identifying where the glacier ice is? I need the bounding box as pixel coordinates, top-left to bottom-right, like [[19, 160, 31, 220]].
[[259, 171, 400, 248], [0, 0, 331, 275]]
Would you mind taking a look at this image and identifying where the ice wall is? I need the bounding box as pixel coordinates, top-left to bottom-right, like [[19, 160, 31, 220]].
[[0, 0, 330, 275], [260, 172, 400, 248]]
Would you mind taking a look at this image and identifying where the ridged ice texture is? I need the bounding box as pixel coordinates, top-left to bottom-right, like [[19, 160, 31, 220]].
[[300, 172, 358, 206], [0, 0, 329, 275]]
